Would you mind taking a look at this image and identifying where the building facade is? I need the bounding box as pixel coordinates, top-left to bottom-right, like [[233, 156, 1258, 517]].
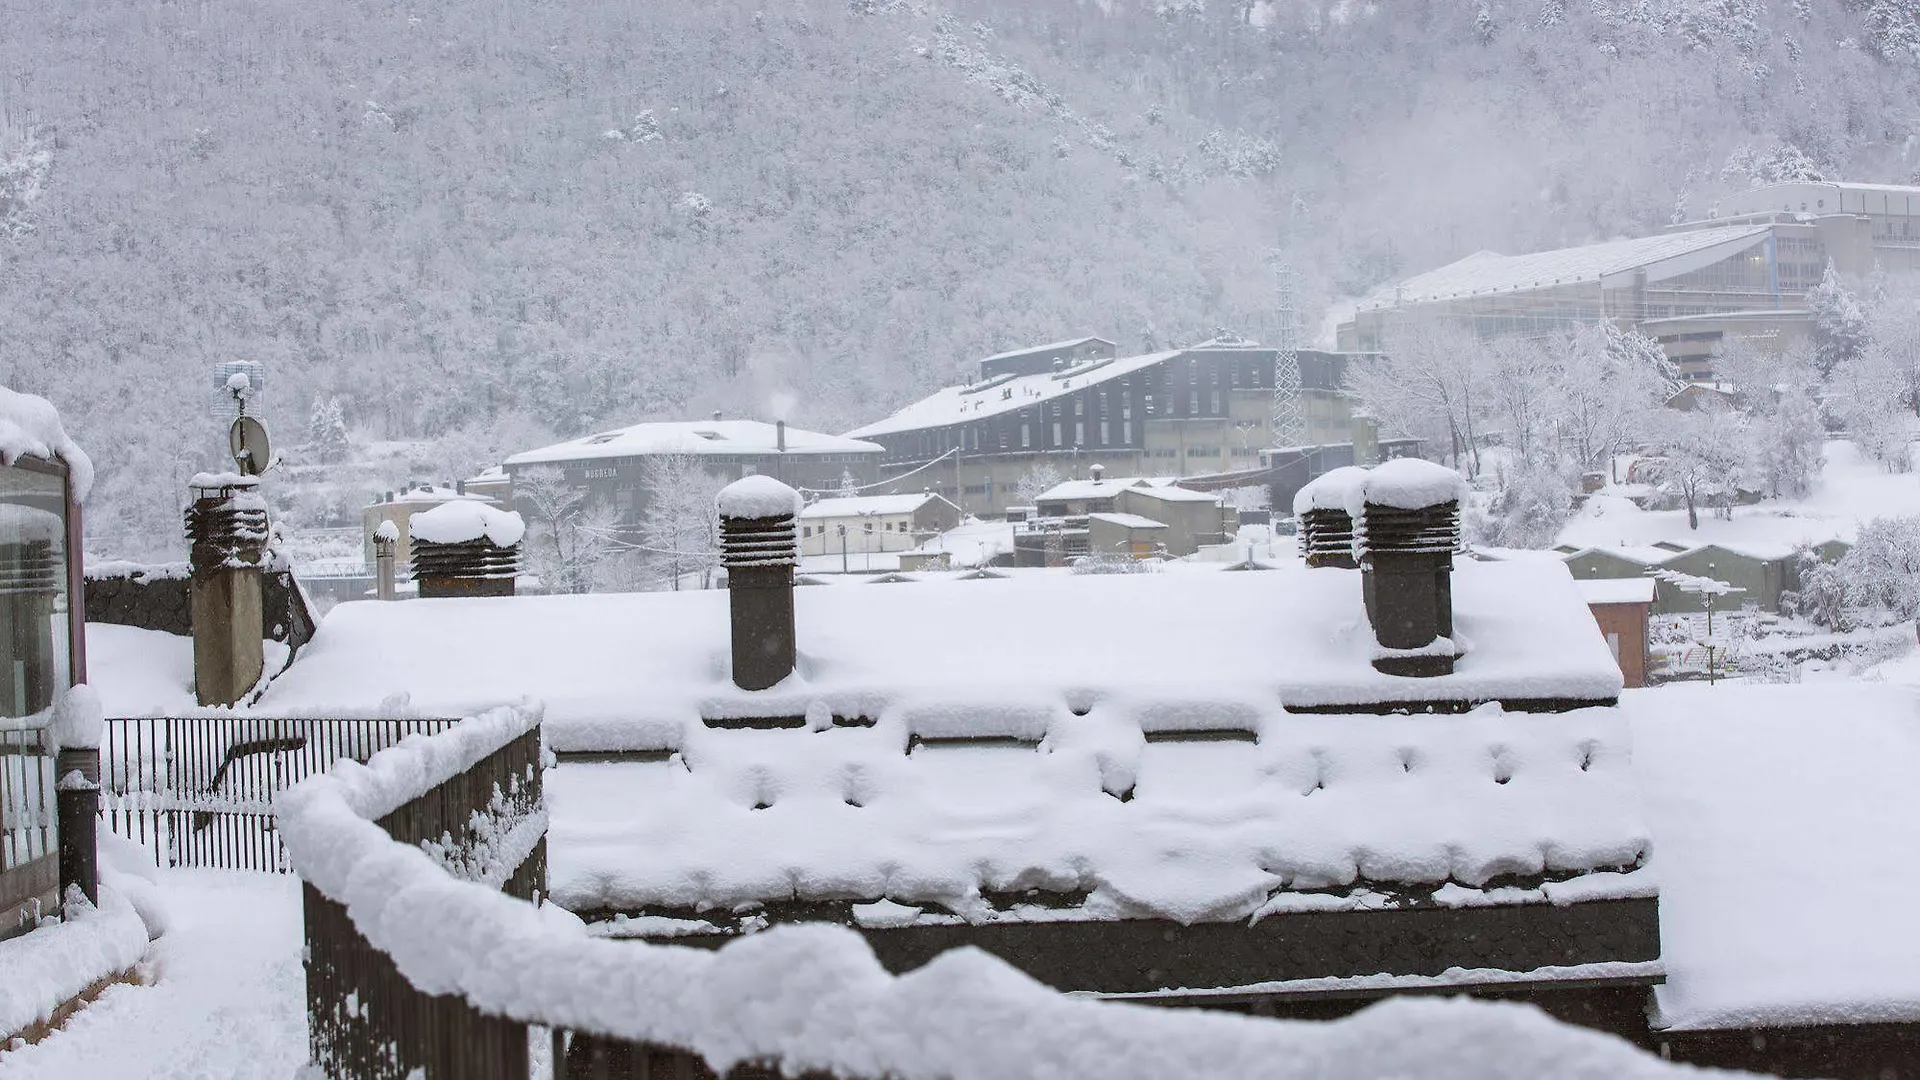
[[847, 342, 1381, 517]]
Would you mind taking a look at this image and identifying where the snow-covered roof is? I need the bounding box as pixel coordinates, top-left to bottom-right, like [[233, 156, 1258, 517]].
[[1630, 684, 1920, 1031], [1366, 226, 1772, 308], [1575, 578, 1657, 606], [846, 346, 1266, 440], [506, 421, 883, 467], [1034, 477, 1151, 503], [0, 386, 93, 502], [255, 559, 1621, 740], [376, 485, 495, 507], [1125, 485, 1221, 505], [801, 493, 952, 519], [980, 336, 1113, 363], [1086, 512, 1168, 530]]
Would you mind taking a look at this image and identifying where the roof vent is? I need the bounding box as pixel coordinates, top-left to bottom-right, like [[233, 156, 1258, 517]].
[[717, 477, 802, 691], [1351, 460, 1466, 678]]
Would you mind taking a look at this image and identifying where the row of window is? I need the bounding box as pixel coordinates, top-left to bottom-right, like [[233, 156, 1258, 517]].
[[800, 521, 909, 538]]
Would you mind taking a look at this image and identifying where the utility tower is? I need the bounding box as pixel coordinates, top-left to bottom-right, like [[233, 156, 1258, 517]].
[[1270, 261, 1305, 449]]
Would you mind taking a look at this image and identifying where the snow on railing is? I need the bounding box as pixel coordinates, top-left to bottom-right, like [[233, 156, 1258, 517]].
[[280, 707, 1711, 1080]]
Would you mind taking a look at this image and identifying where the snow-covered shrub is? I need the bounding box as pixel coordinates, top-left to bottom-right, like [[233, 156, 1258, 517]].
[[1466, 459, 1573, 550], [1833, 515, 1920, 626]]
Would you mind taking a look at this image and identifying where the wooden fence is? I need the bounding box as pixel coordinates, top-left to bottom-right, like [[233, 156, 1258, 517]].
[[100, 716, 458, 871]]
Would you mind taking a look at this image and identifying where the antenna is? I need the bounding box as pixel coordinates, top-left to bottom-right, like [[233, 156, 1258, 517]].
[[1269, 259, 1305, 449], [211, 360, 267, 419]]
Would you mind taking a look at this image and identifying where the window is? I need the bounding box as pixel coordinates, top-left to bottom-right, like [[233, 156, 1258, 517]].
[[1100, 421, 1110, 445], [1021, 424, 1031, 449], [1074, 398, 1084, 416], [1075, 422, 1085, 445], [1122, 420, 1132, 443], [0, 458, 74, 925], [1188, 391, 1199, 415], [1211, 390, 1221, 413], [1053, 422, 1062, 446]]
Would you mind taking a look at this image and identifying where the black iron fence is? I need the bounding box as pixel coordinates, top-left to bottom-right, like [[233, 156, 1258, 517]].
[[101, 716, 459, 871]]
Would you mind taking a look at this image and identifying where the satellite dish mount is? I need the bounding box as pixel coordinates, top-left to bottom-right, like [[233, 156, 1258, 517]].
[[223, 370, 273, 476]]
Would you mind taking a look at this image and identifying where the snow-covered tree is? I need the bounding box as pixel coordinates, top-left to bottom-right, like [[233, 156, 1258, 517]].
[[306, 397, 350, 463], [1549, 323, 1675, 474], [633, 454, 724, 591], [1345, 318, 1490, 477], [1714, 339, 1824, 498], [1809, 261, 1871, 380], [1012, 462, 1066, 505], [1649, 401, 1748, 529], [514, 467, 617, 595], [1834, 515, 1920, 625]]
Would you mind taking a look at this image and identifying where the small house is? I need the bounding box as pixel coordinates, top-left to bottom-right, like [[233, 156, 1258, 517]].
[[799, 493, 962, 559], [1576, 577, 1657, 688]]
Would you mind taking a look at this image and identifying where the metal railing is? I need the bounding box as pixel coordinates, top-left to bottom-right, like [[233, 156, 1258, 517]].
[[0, 721, 57, 926], [101, 716, 460, 872]]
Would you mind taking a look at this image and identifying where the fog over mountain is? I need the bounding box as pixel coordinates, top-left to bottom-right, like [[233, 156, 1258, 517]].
[[3, 0, 1918, 538]]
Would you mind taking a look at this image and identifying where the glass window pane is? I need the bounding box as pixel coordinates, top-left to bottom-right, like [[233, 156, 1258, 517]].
[[0, 463, 68, 892]]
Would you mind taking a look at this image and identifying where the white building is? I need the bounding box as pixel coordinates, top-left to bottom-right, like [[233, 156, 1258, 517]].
[[798, 492, 962, 558]]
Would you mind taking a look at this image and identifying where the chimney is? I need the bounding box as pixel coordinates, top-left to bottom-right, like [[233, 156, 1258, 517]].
[[1351, 459, 1466, 677], [717, 476, 802, 691], [713, 410, 723, 422], [1090, 463, 1105, 484], [1292, 466, 1366, 570], [408, 502, 523, 599], [184, 475, 270, 706], [373, 519, 399, 601], [776, 419, 787, 453]]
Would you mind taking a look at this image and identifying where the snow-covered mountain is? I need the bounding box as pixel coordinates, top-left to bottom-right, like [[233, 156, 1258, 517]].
[[3, 0, 1918, 540]]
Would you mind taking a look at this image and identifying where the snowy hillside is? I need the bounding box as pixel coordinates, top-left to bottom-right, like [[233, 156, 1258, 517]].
[[5, 0, 1920, 539]]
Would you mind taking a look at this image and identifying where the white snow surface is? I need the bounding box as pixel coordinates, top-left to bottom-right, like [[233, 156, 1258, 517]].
[[0, 886, 149, 1041], [274, 716, 1708, 1080], [52, 684, 103, 750], [716, 475, 803, 519], [0, 872, 306, 1079], [254, 559, 1623, 740], [1293, 466, 1370, 516], [0, 386, 94, 502], [1559, 440, 1913, 555], [373, 519, 400, 543], [545, 701, 1647, 918], [407, 500, 526, 548], [1348, 458, 1468, 515], [185, 472, 258, 490], [1630, 683, 1920, 1032], [507, 420, 881, 467]]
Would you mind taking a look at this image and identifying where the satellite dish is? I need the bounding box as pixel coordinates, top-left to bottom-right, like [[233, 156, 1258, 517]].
[[230, 416, 272, 476]]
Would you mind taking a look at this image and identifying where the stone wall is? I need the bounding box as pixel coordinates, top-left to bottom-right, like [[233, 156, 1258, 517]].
[[84, 564, 315, 653]]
